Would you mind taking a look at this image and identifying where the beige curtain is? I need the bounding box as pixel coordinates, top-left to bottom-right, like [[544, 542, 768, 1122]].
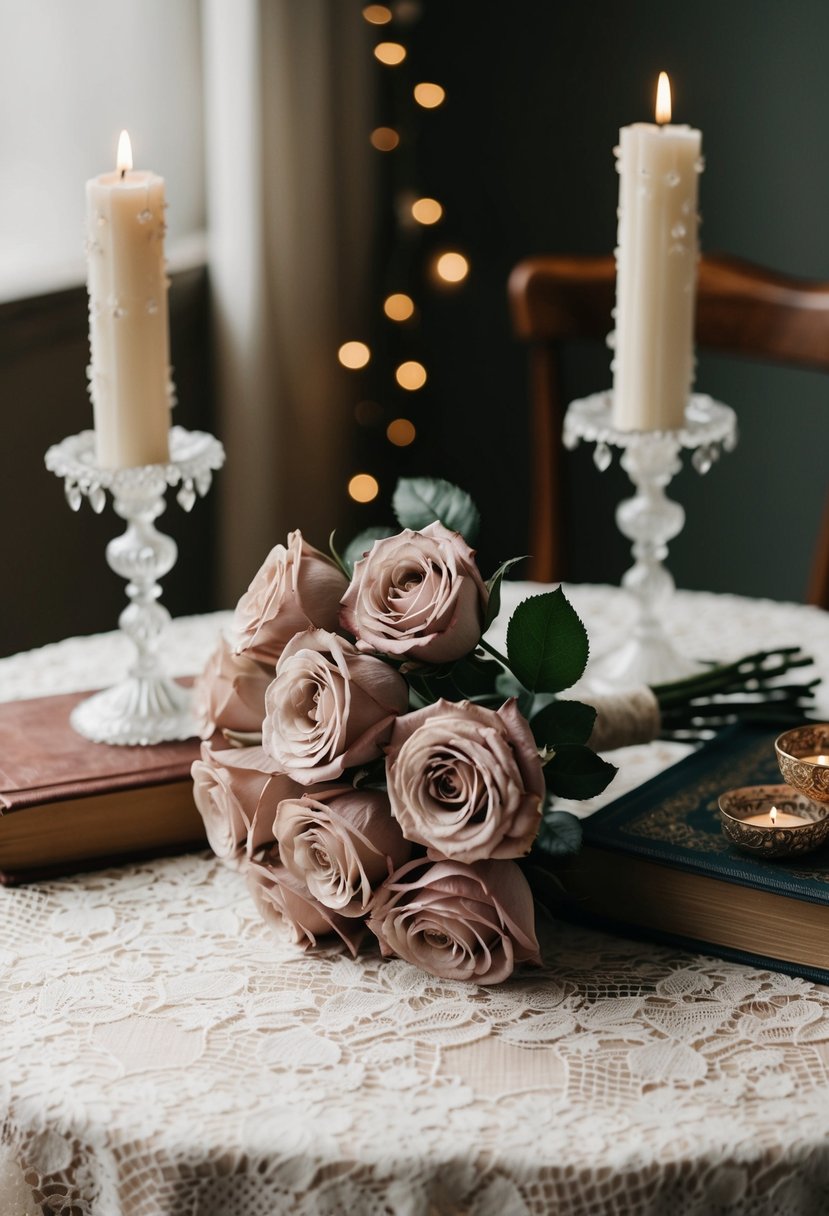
[[202, 0, 374, 603]]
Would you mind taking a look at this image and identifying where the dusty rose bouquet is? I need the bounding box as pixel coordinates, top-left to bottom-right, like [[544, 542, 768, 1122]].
[[191, 477, 621, 983], [191, 477, 817, 984]]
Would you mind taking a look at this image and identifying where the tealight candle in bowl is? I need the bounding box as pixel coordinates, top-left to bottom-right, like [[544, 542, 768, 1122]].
[[718, 785, 829, 858], [775, 725, 829, 804]]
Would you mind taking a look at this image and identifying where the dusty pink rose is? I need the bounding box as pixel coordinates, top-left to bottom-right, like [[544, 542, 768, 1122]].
[[274, 786, 411, 916], [263, 629, 409, 784], [385, 698, 544, 862], [233, 530, 348, 664], [193, 634, 272, 740], [367, 857, 541, 984], [247, 861, 363, 956], [191, 743, 301, 866], [339, 521, 488, 663]]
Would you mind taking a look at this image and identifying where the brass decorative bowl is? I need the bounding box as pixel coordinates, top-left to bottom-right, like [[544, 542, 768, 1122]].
[[718, 784, 829, 858], [775, 724, 829, 804]]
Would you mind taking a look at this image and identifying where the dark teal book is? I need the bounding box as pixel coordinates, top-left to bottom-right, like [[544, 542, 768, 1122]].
[[558, 725, 829, 985]]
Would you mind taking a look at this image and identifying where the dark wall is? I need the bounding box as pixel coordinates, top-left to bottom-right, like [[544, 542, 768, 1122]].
[[0, 268, 216, 658], [378, 0, 828, 599]]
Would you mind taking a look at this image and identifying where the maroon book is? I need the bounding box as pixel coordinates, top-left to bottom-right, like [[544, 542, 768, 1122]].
[[0, 690, 206, 883]]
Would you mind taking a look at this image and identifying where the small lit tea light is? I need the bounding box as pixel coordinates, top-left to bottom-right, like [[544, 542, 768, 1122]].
[[719, 785, 829, 858], [775, 725, 829, 804], [742, 804, 809, 828]]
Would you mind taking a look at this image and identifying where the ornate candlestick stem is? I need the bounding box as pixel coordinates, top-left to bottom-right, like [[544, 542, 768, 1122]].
[[614, 435, 690, 676], [45, 426, 225, 745], [563, 392, 737, 689]]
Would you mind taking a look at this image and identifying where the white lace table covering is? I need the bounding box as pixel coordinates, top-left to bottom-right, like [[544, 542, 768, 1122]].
[[1, 585, 828, 1216]]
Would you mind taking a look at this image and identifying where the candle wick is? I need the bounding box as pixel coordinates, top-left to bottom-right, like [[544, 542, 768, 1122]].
[[120, 168, 126, 180]]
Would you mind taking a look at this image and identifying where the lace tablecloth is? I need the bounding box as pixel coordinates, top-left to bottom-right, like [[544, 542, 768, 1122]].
[[1, 585, 828, 1216]]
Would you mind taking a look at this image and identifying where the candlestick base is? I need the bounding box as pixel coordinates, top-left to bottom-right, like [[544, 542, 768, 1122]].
[[45, 426, 225, 745], [69, 676, 195, 747], [563, 392, 737, 690]]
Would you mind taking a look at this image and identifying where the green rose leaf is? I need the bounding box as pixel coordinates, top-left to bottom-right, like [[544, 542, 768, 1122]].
[[393, 476, 480, 544], [494, 669, 534, 719], [447, 653, 502, 699], [543, 744, 617, 800], [406, 670, 439, 710], [343, 526, 395, 577], [506, 587, 589, 693], [536, 810, 583, 856], [531, 699, 597, 748], [483, 555, 527, 631]]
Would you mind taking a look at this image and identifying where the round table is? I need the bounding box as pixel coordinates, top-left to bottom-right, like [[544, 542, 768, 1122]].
[[1, 585, 828, 1216]]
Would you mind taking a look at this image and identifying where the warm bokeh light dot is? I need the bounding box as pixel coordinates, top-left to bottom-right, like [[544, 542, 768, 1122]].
[[374, 41, 406, 65], [370, 126, 399, 152], [348, 473, 380, 503], [387, 418, 416, 446], [384, 292, 415, 321], [338, 341, 371, 369], [411, 197, 443, 225], [396, 360, 427, 390], [435, 251, 469, 283], [362, 3, 392, 23], [413, 82, 446, 109]]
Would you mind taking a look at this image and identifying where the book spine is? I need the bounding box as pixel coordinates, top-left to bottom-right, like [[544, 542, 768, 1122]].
[[1, 765, 193, 813], [559, 905, 829, 988]]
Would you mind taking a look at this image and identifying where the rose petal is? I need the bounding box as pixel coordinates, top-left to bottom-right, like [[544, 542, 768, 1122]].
[[386, 699, 544, 863], [339, 522, 488, 663], [368, 857, 540, 984], [275, 786, 411, 916], [248, 861, 364, 956], [191, 744, 301, 864], [263, 629, 408, 785], [234, 531, 348, 664]]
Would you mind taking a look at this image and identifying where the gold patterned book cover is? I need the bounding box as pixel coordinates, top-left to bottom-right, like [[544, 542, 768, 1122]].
[[559, 726, 829, 982]]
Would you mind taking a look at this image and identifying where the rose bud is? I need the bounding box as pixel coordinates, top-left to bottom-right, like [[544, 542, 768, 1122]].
[[339, 521, 488, 664], [247, 860, 364, 956], [367, 857, 541, 984], [263, 629, 409, 784], [233, 530, 349, 665], [193, 634, 272, 740], [385, 698, 544, 863], [274, 786, 411, 916], [191, 743, 301, 866]]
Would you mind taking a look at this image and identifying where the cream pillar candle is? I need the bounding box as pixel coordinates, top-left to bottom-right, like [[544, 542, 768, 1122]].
[[86, 131, 172, 468], [611, 73, 703, 431]]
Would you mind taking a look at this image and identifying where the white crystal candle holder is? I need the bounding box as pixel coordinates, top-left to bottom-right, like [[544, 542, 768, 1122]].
[[45, 426, 225, 745], [563, 392, 737, 689]]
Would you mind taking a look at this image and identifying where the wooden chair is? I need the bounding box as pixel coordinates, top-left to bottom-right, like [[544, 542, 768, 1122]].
[[508, 253, 829, 609]]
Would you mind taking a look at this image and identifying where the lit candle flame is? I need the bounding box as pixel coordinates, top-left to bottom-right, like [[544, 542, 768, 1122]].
[[655, 72, 672, 125], [770, 806, 778, 825], [116, 130, 133, 175]]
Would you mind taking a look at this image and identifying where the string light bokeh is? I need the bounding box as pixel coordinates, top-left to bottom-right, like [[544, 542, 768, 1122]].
[[339, 1, 470, 507]]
